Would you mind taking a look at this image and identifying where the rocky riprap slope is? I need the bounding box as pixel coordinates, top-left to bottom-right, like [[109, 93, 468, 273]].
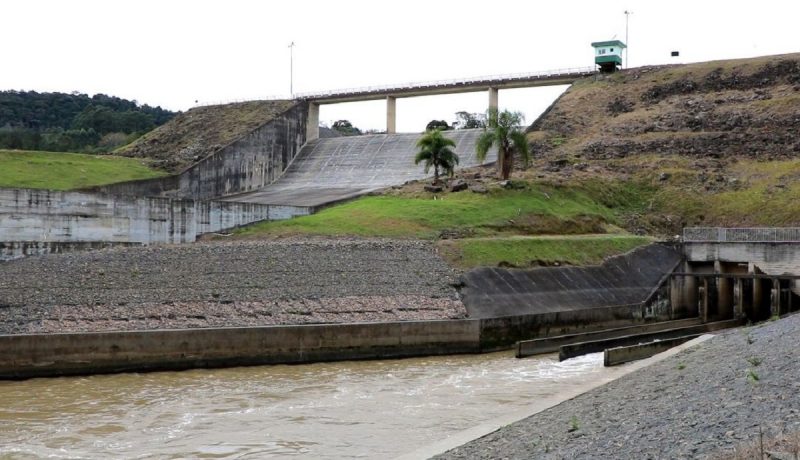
[[0, 239, 465, 334], [438, 313, 800, 459], [115, 100, 296, 172]]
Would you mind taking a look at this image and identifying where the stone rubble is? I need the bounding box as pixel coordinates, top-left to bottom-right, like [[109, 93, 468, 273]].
[[437, 313, 800, 459], [0, 239, 466, 334]]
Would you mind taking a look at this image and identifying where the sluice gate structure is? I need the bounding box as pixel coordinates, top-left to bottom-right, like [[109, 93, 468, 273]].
[[672, 227, 800, 323]]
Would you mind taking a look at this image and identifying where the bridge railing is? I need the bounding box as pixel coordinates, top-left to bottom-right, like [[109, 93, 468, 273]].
[[683, 227, 800, 243], [192, 65, 597, 107], [295, 66, 596, 100]]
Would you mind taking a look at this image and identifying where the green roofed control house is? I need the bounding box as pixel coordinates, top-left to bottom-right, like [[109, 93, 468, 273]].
[[591, 40, 626, 72]]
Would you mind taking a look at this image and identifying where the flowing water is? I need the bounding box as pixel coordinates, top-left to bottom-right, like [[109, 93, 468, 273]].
[[0, 351, 625, 459]]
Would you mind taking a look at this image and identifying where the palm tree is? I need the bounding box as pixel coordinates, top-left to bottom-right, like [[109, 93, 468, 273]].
[[414, 128, 459, 185], [476, 108, 530, 180]]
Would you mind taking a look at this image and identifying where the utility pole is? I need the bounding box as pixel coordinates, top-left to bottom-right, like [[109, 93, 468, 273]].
[[288, 41, 295, 98], [624, 10, 632, 68]]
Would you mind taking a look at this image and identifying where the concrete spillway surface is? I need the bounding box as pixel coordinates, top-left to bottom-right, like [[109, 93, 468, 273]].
[[223, 129, 496, 207], [461, 244, 682, 318]]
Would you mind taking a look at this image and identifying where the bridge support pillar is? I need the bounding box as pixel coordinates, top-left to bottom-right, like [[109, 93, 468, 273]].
[[386, 96, 396, 134], [306, 102, 320, 142], [488, 87, 499, 112]]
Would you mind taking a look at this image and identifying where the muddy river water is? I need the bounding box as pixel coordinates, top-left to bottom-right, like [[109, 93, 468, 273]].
[[0, 351, 626, 459]]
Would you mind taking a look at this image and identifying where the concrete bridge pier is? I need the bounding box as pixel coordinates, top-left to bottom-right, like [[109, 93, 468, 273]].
[[488, 87, 498, 112], [386, 96, 396, 134], [307, 102, 320, 142]]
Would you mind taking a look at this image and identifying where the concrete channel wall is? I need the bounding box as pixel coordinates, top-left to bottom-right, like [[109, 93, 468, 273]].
[[91, 103, 309, 200], [0, 299, 678, 379], [0, 188, 311, 260], [0, 320, 482, 379]]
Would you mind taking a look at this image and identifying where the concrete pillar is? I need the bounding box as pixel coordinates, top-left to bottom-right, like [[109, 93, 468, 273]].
[[715, 261, 733, 319], [735, 278, 744, 318], [685, 271, 698, 318], [700, 278, 709, 323], [488, 87, 499, 112], [306, 102, 320, 142], [771, 278, 781, 317], [753, 276, 763, 317], [386, 96, 397, 134]]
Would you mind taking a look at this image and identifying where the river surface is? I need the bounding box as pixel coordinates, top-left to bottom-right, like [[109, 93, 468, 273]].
[[0, 351, 626, 459]]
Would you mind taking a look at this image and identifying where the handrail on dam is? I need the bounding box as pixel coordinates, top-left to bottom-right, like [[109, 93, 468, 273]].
[[295, 66, 596, 100], [683, 227, 800, 243]]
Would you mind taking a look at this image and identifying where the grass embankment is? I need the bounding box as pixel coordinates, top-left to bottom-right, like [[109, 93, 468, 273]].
[[587, 155, 800, 231], [0, 149, 167, 190], [235, 186, 618, 239], [233, 183, 653, 268]]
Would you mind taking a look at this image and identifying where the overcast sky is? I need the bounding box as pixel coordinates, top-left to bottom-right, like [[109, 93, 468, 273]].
[[3, 0, 799, 132]]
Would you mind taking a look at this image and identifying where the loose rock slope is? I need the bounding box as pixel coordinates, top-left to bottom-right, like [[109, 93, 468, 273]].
[[0, 239, 465, 334], [438, 313, 800, 459]]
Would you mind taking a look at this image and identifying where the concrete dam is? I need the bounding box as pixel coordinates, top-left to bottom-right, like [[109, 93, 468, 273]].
[[223, 129, 495, 207], [0, 117, 495, 260]]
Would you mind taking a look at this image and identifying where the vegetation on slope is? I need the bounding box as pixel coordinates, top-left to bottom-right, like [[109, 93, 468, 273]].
[[0, 90, 175, 153], [521, 52, 800, 234], [116, 100, 296, 172], [234, 186, 617, 240], [230, 183, 652, 268], [0, 149, 167, 190]]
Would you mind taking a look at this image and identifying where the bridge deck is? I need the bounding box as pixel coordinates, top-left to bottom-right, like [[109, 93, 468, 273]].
[[222, 129, 496, 207], [298, 67, 594, 104]]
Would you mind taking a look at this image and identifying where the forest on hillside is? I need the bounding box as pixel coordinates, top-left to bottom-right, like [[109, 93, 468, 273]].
[[0, 90, 176, 153]]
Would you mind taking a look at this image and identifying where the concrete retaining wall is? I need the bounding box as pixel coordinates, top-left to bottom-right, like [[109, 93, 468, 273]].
[[0, 299, 682, 379], [0, 241, 143, 262], [604, 335, 699, 366], [0, 320, 481, 379], [478, 303, 658, 351], [92, 103, 308, 200], [0, 188, 311, 260], [685, 242, 800, 271], [462, 243, 682, 319]]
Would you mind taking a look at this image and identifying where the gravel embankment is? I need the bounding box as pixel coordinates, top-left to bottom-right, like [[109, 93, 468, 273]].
[[0, 239, 465, 334], [438, 313, 800, 459]]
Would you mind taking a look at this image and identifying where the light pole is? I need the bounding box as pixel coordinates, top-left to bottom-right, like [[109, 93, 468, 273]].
[[288, 41, 295, 98], [624, 10, 632, 68]]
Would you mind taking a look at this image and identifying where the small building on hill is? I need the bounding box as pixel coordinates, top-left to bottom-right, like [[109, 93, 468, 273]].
[[591, 40, 626, 73]]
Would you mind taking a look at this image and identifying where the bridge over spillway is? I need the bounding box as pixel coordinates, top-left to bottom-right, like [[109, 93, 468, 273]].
[[298, 66, 595, 140], [222, 129, 496, 207]]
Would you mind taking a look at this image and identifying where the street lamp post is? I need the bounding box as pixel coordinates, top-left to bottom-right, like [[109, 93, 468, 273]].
[[624, 10, 632, 68], [289, 41, 295, 98]]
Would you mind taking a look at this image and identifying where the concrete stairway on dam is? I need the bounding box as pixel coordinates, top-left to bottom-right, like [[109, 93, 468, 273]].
[[221, 129, 497, 208]]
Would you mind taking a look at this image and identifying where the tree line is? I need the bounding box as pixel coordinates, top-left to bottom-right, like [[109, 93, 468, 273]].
[[0, 90, 176, 153]]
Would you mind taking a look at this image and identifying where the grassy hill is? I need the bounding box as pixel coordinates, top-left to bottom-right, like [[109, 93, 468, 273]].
[[522, 52, 800, 234], [0, 149, 167, 190]]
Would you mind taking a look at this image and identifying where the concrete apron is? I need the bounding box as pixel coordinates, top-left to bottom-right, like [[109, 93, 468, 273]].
[[395, 334, 715, 460]]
